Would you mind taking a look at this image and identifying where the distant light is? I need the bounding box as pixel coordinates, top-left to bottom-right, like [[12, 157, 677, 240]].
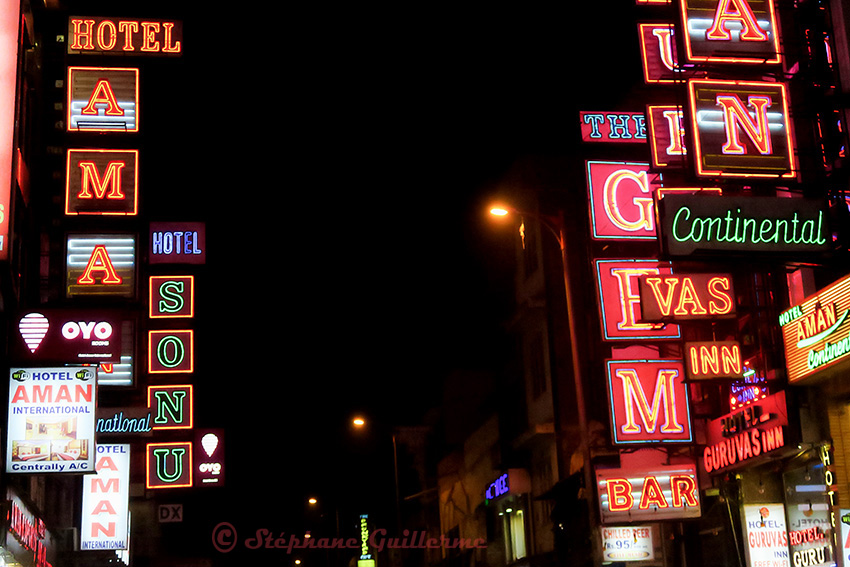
[[352, 417, 365, 427], [308, 498, 317, 505], [489, 207, 510, 216]]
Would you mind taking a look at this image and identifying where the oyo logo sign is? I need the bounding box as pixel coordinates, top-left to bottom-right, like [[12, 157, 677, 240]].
[[61, 321, 113, 343]]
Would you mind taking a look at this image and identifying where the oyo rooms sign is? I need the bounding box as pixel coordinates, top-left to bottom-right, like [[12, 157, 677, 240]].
[[13, 310, 122, 364]]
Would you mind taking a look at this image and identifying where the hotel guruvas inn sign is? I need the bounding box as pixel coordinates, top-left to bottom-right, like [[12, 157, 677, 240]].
[[657, 194, 829, 257], [780, 272, 850, 384]]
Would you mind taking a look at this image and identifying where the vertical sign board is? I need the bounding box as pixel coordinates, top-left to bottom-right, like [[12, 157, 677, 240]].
[[66, 234, 137, 298], [680, 0, 781, 65], [146, 442, 192, 489], [6, 367, 97, 473], [595, 259, 681, 341], [149, 276, 194, 318], [67, 67, 139, 133], [6, 490, 54, 567], [687, 79, 796, 178], [780, 272, 850, 385], [638, 23, 680, 83], [149, 222, 205, 264], [194, 429, 225, 487], [742, 504, 790, 567], [65, 149, 138, 215], [606, 359, 693, 445], [580, 112, 647, 143], [596, 462, 701, 523], [601, 526, 655, 562], [840, 510, 850, 567], [67, 17, 183, 56], [586, 161, 662, 240], [148, 330, 194, 374], [148, 385, 193, 430], [81, 444, 130, 551], [647, 105, 688, 169], [0, 0, 19, 262]]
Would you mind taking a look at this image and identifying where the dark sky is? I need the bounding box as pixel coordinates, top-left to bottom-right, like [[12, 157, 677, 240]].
[[119, 2, 641, 561]]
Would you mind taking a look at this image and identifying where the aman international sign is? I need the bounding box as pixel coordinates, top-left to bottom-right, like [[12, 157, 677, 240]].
[[657, 194, 829, 257]]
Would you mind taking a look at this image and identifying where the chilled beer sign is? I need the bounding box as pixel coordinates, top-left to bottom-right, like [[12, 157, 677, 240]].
[[658, 194, 829, 256], [780, 272, 850, 384]]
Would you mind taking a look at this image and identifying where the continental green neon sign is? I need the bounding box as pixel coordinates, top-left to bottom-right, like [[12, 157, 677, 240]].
[[659, 194, 829, 256]]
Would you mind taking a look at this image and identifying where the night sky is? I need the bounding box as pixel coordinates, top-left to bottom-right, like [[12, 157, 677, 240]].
[[104, 1, 641, 562]]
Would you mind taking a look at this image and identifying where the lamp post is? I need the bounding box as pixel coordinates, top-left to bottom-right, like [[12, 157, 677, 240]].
[[489, 205, 599, 547]]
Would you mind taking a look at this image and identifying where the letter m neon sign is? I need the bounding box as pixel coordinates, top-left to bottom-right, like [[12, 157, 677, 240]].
[[606, 359, 693, 444]]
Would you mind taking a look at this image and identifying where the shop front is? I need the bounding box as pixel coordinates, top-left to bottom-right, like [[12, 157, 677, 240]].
[[484, 468, 532, 565]]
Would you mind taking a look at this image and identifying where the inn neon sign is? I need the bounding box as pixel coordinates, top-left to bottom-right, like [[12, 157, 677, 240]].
[[780, 272, 850, 384]]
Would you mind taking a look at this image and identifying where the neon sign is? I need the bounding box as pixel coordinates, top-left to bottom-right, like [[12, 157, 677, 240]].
[[149, 222, 205, 264], [195, 429, 225, 487], [13, 309, 122, 363], [66, 235, 136, 298], [595, 259, 680, 341], [68, 17, 182, 56], [638, 23, 681, 83], [781, 272, 850, 384], [586, 161, 662, 240], [147, 385, 193, 430], [67, 67, 139, 133], [7, 494, 52, 567], [0, 0, 17, 263], [580, 112, 646, 143], [146, 441, 192, 489], [606, 359, 692, 444], [148, 330, 194, 373], [679, 0, 781, 64], [684, 341, 743, 380], [688, 79, 795, 178], [657, 194, 829, 256], [65, 149, 138, 215], [647, 105, 687, 168], [149, 276, 194, 318], [596, 463, 701, 521], [702, 390, 789, 474], [638, 273, 735, 321]]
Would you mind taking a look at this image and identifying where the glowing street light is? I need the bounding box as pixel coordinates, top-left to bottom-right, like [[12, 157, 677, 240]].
[[307, 497, 318, 505], [352, 417, 366, 428]]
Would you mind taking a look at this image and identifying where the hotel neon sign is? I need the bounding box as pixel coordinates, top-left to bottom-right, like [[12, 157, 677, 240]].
[[68, 17, 182, 56]]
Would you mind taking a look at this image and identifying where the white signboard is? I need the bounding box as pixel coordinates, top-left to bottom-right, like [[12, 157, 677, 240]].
[[6, 366, 97, 473], [840, 509, 850, 567], [601, 526, 655, 562], [743, 504, 790, 567], [81, 444, 130, 550]]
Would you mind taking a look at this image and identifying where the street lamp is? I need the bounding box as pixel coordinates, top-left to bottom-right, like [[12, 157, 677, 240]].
[[488, 204, 598, 537], [351, 417, 402, 543]]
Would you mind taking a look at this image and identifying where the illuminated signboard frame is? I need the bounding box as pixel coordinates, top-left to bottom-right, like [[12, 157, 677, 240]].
[[684, 341, 744, 380], [606, 359, 693, 445], [147, 384, 193, 430], [638, 23, 680, 84], [0, 0, 17, 263], [637, 272, 736, 321], [679, 0, 781, 65], [67, 17, 182, 56], [702, 390, 790, 474], [657, 193, 829, 257], [149, 222, 206, 265], [65, 149, 138, 215], [596, 462, 701, 522], [742, 504, 789, 567], [586, 161, 662, 241], [146, 441, 193, 489], [601, 526, 655, 562], [194, 429, 225, 487], [147, 330, 194, 374], [149, 275, 194, 318], [687, 79, 796, 178], [14, 309, 122, 365], [780, 272, 850, 384], [81, 444, 130, 551], [66, 234, 137, 298], [580, 112, 647, 143], [595, 259, 681, 341], [6, 366, 97, 474], [647, 105, 687, 169], [67, 67, 139, 133]]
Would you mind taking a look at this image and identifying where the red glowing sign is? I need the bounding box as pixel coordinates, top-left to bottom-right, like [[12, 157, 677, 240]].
[[65, 149, 138, 215], [606, 359, 692, 445], [595, 259, 680, 341], [68, 17, 182, 56], [148, 385, 193, 430], [647, 105, 687, 169], [688, 79, 796, 178], [586, 161, 663, 240], [0, 0, 18, 263], [596, 462, 701, 522], [13, 309, 122, 364], [638, 23, 681, 83], [149, 276, 194, 318], [66, 234, 136, 298], [702, 390, 790, 474], [146, 442, 192, 489], [148, 330, 194, 374], [580, 112, 646, 143], [67, 67, 139, 133], [638, 272, 736, 321], [679, 0, 781, 64], [684, 341, 743, 380]]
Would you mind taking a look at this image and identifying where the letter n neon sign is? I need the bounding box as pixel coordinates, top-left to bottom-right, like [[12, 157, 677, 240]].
[[606, 359, 693, 444]]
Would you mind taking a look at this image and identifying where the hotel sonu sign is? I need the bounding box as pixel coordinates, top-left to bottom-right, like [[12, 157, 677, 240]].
[[657, 194, 829, 257]]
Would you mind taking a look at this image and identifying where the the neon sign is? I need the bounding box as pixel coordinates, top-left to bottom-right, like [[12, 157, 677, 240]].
[[146, 442, 193, 489], [66, 235, 136, 298], [65, 149, 138, 215], [149, 276, 194, 318], [638, 23, 681, 83], [606, 359, 692, 444], [68, 17, 182, 56], [8, 494, 52, 567], [638, 273, 735, 321], [596, 463, 701, 521], [67, 67, 139, 133], [586, 161, 662, 240], [684, 341, 743, 380], [687, 79, 795, 178], [148, 330, 194, 373], [147, 385, 193, 430], [595, 259, 681, 341], [781, 272, 850, 384], [0, 0, 18, 263], [580, 112, 646, 143], [679, 0, 781, 64], [657, 194, 829, 256]]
